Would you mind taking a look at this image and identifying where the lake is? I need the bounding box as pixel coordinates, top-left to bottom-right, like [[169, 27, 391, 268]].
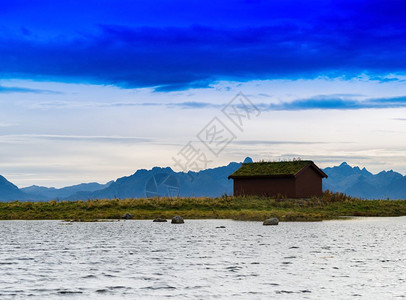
[[0, 217, 405, 299]]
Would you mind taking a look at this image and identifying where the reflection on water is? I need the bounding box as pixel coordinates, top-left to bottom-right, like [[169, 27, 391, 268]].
[[0, 217, 405, 299]]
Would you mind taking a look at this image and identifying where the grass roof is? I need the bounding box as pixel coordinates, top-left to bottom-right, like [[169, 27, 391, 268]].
[[229, 160, 313, 177]]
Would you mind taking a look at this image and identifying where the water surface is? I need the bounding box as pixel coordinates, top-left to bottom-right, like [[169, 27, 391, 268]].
[[0, 217, 405, 299]]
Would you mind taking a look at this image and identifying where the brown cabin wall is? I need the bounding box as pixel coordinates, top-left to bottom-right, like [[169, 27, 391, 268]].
[[233, 177, 296, 198], [295, 167, 323, 198]]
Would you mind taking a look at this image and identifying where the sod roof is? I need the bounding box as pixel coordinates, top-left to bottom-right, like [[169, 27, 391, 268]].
[[228, 160, 319, 178]]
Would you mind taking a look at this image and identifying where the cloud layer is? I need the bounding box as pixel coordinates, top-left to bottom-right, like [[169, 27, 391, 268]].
[[1, 0, 406, 90], [107, 95, 406, 111], [267, 96, 406, 111], [0, 85, 60, 94]]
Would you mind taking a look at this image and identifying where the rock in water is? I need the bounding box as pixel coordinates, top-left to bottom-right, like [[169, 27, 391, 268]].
[[263, 217, 279, 225], [153, 218, 167, 222], [122, 213, 133, 220], [171, 216, 184, 224]]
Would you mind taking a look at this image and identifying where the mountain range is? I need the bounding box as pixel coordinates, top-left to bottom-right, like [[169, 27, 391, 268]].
[[1, 158, 406, 201], [323, 162, 406, 199]]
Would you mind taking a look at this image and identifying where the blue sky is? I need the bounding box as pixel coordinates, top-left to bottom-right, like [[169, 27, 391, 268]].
[[2, 0, 406, 90], [1, 0, 406, 187]]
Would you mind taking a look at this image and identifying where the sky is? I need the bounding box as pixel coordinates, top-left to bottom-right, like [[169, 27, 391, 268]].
[[1, 0, 406, 187]]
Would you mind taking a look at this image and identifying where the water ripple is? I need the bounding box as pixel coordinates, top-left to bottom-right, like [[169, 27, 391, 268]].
[[0, 217, 405, 299]]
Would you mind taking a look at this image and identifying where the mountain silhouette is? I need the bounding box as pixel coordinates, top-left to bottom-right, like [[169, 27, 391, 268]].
[[323, 162, 406, 199], [21, 182, 113, 200], [1, 159, 406, 201], [0, 175, 36, 201], [66, 162, 241, 200]]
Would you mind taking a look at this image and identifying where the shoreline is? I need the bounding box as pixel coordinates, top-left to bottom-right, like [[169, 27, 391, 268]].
[[1, 192, 406, 222], [0, 216, 404, 223]]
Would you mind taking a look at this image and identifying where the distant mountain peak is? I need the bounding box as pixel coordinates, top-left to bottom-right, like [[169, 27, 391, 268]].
[[243, 157, 253, 163], [0, 175, 19, 191], [151, 166, 173, 172], [0, 175, 32, 201]]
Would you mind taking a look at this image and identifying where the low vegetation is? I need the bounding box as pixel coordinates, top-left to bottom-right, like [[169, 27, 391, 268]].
[[1, 191, 406, 221], [229, 160, 312, 177]]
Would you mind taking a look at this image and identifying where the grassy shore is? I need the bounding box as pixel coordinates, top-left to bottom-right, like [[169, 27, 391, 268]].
[[1, 191, 406, 221]]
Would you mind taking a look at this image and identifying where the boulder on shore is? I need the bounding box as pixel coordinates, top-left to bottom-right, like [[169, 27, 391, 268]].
[[263, 217, 279, 226], [153, 218, 167, 222], [122, 213, 133, 220], [171, 216, 184, 224]]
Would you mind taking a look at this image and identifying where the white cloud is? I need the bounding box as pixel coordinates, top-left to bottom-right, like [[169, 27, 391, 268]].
[[1, 77, 406, 187]]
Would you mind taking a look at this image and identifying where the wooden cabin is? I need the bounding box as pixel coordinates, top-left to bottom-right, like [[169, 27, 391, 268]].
[[228, 160, 328, 198]]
